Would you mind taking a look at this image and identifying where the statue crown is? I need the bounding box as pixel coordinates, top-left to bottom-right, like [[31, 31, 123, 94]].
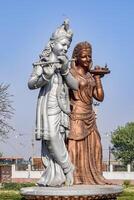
[[51, 19, 73, 42]]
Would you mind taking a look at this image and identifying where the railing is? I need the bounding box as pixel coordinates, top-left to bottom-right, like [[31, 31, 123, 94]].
[[113, 164, 127, 172], [1, 164, 133, 181]]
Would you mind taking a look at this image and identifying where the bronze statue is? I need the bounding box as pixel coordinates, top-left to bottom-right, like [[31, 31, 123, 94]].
[[68, 41, 110, 185]]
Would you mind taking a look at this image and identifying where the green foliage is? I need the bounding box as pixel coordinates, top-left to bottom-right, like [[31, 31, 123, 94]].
[[123, 180, 131, 188], [118, 186, 134, 200], [2, 182, 35, 191], [111, 122, 134, 165], [0, 182, 35, 200], [0, 190, 23, 200]]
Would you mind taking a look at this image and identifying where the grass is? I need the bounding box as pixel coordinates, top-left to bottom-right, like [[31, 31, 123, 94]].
[[0, 190, 23, 200], [0, 182, 35, 200], [118, 186, 134, 200], [2, 182, 35, 190]]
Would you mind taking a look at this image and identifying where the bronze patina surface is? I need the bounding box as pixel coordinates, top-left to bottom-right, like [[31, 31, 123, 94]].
[[68, 42, 111, 185]]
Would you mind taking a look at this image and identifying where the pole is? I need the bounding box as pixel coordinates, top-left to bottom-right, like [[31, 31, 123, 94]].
[[32, 131, 35, 159], [108, 146, 111, 171]]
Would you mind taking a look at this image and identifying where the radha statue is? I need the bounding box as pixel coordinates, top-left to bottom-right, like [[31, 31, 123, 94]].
[[68, 41, 111, 185]]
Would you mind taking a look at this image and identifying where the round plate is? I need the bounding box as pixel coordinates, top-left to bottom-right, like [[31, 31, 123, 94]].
[[90, 68, 110, 75]]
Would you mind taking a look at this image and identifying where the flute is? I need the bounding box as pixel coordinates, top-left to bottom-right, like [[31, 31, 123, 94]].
[[33, 59, 75, 66]]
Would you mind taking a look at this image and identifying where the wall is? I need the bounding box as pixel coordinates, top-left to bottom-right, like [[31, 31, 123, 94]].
[[10, 164, 134, 183]]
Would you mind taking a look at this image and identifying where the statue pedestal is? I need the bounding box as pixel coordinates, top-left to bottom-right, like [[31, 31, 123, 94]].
[[20, 185, 123, 200]]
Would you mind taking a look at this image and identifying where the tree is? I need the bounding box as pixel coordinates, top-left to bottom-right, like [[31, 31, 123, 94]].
[[111, 122, 134, 165], [0, 83, 14, 139]]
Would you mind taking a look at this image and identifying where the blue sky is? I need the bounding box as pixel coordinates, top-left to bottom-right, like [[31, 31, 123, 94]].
[[0, 0, 134, 161]]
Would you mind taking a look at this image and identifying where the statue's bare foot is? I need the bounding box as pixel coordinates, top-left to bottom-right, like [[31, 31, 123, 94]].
[[65, 166, 74, 186]]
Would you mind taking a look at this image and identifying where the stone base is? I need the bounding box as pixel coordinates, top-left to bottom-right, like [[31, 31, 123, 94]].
[[20, 185, 123, 200]]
